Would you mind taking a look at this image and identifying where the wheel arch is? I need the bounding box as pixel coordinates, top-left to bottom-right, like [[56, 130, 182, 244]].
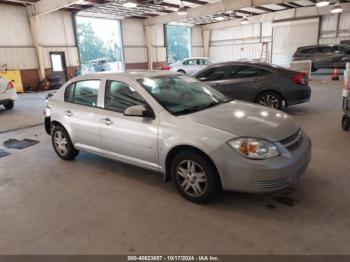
[[164, 145, 222, 186], [51, 120, 72, 139]]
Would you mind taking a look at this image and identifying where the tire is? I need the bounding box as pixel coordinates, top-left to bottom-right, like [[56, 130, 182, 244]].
[[51, 125, 79, 161], [170, 150, 221, 204], [255, 91, 283, 110], [178, 70, 186, 75], [4, 101, 14, 110], [342, 115, 350, 131], [311, 65, 317, 72]]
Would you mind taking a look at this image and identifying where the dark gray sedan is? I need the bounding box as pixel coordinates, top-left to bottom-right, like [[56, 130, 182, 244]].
[[194, 61, 311, 110]]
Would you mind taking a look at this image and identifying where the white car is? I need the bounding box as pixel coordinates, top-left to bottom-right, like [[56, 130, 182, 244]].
[[169, 57, 212, 76], [0, 77, 17, 110]]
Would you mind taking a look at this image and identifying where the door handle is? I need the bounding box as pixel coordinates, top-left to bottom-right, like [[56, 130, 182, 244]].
[[65, 110, 73, 117], [102, 118, 113, 126]]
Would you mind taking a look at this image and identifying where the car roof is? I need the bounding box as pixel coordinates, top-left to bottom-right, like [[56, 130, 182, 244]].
[[73, 70, 179, 81], [206, 60, 280, 69], [297, 44, 350, 49]]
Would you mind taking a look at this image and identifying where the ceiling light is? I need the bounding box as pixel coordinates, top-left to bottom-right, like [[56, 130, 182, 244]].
[[315, 0, 330, 7], [177, 1, 188, 15], [123, 1, 137, 8], [215, 16, 225, 21], [331, 3, 343, 13], [241, 17, 249, 25]]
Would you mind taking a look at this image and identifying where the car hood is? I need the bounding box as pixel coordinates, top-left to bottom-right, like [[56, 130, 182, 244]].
[[183, 101, 299, 142]]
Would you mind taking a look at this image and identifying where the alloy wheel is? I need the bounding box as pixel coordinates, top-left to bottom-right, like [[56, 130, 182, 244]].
[[176, 160, 208, 197], [54, 130, 68, 156], [258, 94, 280, 109]]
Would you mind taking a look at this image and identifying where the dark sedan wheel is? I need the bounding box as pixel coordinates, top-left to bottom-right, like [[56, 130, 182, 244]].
[[4, 101, 14, 110], [171, 151, 221, 203], [51, 125, 79, 160], [256, 92, 283, 110], [342, 115, 350, 131]]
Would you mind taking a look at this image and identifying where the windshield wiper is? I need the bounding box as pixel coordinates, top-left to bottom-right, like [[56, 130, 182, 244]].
[[174, 101, 224, 116]]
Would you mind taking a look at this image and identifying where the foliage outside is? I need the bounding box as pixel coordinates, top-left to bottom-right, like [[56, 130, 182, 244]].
[[166, 25, 191, 63], [77, 20, 122, 65]]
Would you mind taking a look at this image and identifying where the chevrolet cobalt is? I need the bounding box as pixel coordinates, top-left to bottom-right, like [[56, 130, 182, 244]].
[[45, 71, 311, 203]]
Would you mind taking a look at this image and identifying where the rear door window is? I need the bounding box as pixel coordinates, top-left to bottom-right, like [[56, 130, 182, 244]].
[[232, 66, 271, 79], [197, 66, 227, 81], [300, 48, 316, 55], [318, 46, 336, 53], [72, 80, 100, 107]]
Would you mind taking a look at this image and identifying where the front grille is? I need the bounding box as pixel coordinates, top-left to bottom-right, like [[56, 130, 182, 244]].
[[280, 129, 303, 152], [254, 177, 290, 190]]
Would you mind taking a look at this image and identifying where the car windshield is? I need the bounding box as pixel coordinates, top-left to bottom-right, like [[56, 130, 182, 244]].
[[138, 75, 232, 116]]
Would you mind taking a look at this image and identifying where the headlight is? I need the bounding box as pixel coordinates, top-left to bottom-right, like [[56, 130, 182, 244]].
[[228, 138, 280, 160]]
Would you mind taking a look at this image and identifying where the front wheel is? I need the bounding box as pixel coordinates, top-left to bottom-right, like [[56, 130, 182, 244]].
[[256, 91, 283, 110], [342, 115, 350, 131], [4, 101, 14, 110], [51, 125, 79, 160], [171, 151, 221, 203]]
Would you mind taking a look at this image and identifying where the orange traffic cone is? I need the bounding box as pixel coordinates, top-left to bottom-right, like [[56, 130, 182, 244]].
[[332, 68, 339, 81]]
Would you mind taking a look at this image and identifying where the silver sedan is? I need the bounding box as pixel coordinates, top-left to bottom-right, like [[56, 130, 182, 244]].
[[45, 71, 311, 203]]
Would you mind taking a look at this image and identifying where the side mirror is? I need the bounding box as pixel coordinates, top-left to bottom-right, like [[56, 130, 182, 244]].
[[124, 104, 154, 118]]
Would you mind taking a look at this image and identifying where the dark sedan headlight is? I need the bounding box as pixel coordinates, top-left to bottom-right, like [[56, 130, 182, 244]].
[[228, 138, 280, 160]]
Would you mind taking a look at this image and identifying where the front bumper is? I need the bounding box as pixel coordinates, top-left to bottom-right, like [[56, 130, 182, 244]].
[[0, 88, 18, 104], [210, 130, 312, 193]]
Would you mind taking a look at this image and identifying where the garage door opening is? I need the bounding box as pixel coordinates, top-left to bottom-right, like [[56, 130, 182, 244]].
[[166, 25, 191, 63], [76, 16, 124, 75]]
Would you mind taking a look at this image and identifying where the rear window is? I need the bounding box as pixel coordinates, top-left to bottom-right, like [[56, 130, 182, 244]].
[[64, 80, 100, 107]]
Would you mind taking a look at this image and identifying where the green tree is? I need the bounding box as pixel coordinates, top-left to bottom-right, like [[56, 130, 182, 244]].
[[166, 25, 191, 63], [77, 22, 108, 64]]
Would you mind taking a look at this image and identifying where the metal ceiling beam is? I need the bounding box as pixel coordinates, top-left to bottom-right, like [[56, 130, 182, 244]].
[[253, 6, 276, 12], [32, 0, 82, 16], [146, 0, 291, 25], [203, 2, 350, 30]]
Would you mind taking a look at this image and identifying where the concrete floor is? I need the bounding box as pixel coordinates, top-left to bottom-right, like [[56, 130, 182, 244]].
[[0, 77, 349, 255]]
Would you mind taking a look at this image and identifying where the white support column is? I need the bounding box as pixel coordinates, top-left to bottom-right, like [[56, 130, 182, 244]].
[[203, 30, 211, 59], [29, 16, 46, 81], [145, 25, 154, 70]]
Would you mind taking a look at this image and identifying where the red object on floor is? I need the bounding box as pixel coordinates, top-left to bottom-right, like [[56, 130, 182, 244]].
[[332, 68, 339, 81]]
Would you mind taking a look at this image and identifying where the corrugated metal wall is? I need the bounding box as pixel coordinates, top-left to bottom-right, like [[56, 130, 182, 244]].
[[192, 26, 204, 57], [0, 4, 79, 70], [319, 13, 350, 44], [209, 22, 272, 63]]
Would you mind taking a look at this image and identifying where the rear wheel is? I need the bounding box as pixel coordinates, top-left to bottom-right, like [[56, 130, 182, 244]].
[[51, 125, 79, 160], [170, 150, 221, 203], [178, 70, 186, 75], [256, 91, 283, 110], [4, 101, 14, 110], [342, 115, 350, 131]]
